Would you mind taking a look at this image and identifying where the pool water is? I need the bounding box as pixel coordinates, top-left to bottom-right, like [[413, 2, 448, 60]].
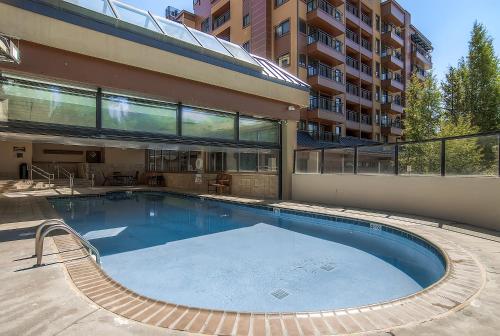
[[49, 192, 446, 312]]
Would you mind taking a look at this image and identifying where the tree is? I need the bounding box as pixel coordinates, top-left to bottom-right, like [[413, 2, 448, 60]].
[[466, 21, 500, 131], [441, 58, 469, 123], [400, 73, 442, 174]]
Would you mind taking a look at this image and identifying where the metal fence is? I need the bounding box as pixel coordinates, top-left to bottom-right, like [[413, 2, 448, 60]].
[[294, 131, 500, 177]]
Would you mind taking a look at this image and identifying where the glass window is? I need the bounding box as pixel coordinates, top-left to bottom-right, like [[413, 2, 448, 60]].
[[275, 19, 290, 37], [182, 107, 235, 140], [64, 0, 117, 17], [239, 117, 280, 143], [275, 0, 288, 7], [102, 94, 177, 134], [201, 18, 210, 33], [277, 53, 290, 68], [112, 1, 160, 32], [0, 76, 96, 127], [299, 19, 307, 34], [243, 14, 250, 27], [239, 151, 258, 172], [154, 16, 201, 46], [258, 150, 279, 172]]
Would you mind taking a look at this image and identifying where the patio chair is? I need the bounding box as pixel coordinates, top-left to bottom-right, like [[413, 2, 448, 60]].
[[208, 173, 232, 195]]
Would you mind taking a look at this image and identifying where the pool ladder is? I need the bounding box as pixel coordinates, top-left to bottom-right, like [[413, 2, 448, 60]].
[[34, 219, 101, 266]]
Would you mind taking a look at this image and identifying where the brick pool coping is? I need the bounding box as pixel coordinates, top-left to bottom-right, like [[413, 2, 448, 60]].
[[49, 190, 485, 335]]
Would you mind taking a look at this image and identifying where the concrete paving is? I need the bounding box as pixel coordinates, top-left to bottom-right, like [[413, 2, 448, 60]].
[[0, 186, 499, 335]]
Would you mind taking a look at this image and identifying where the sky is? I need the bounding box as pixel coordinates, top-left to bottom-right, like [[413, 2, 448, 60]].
[[125, 0, 499, 82]]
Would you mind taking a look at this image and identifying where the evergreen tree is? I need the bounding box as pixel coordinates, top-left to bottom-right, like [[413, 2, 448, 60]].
[[441, 59, 469, 123], [466, 21, 500, 131]]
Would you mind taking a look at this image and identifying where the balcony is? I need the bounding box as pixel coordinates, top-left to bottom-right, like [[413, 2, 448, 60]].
[[345, 2, 360, 26], [360, 63, 373, 83], [381, 116, 403, 136], [308, 29, 345, 65], [412, 45, 432, 70], [360, 11, 373, 35], [381, 95, 404, 114], [346, 109, 360, 129], [381, 72, 404, 91], [346, 82, 360, 104], [360, 87, 373, 107], [345, 55, 360, 78], [307, 62, 346, 95], [307, 0, 345, 37], [382, 49, 404, 70], [308, 96, 345, 123], [212, 10, 230, 31], [345, 28, 360, 51], [382, 27, 404, 49], [381, 1, 405, 27], [360, 113, 373, 132], [360, 36, 373, 58], [412, 65, 427, 80]]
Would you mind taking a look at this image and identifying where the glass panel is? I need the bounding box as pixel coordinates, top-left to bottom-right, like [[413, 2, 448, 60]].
[[0, 77, 96, 127], [323, 148, 355, 174], [295, 150, 321, 173], [217, 39, 260, 66], [102, 94, 176, 135], [153, 16, 200, 46], [239, 150, 258, 172], [358, 145, 395, 174], [187, 28, 232, 56], [64, 0, 116, 17], [399, 141, 440, 175], [182, 107, 235, 140], [239, 117, 279, 143], [111, 1, 160, 32], [258, 149, 279, 173], [445, 135, 499, 176]]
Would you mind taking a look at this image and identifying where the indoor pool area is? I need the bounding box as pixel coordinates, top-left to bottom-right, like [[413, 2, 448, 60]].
[[48, 191, 446, 313]]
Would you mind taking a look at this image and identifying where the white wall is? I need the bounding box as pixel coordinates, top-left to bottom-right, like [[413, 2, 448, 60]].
[[292, 174, 500, 232]]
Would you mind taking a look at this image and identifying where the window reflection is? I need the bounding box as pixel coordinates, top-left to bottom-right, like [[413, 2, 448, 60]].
[[182, 107, 235, 140], [239, 117, 280, 143]]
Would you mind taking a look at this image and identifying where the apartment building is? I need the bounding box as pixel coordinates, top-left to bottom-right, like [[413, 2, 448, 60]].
[[177, 0, 432, 145]]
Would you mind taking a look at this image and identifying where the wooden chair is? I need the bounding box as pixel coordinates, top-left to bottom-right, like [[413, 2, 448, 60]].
[[208, 173, 232, 194]]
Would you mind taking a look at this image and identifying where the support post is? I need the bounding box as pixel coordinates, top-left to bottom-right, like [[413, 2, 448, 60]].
[[394, 144, 399, 175], [320, 149, 325, 174], [354, 146, 358, 174], [440, 139, 446, 176], [96, 88, 102, 129]]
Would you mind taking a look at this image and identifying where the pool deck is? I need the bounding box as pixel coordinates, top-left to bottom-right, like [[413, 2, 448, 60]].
[[0, 186, 499, 335]]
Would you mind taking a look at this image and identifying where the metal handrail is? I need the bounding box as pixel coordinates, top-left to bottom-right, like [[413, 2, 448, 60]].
[[35, 219, 100, 266], [30, 164, 54, 186]]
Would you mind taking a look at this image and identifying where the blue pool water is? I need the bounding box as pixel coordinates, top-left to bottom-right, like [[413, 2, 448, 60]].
[[49, 192, 446, 312]]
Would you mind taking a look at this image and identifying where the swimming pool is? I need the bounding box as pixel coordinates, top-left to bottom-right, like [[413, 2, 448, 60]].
[[49, 191, 446, 313]]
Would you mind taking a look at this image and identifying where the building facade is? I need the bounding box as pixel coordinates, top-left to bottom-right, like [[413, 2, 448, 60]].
[[178, 0, 433, 144], [0, 0, 309, 200]]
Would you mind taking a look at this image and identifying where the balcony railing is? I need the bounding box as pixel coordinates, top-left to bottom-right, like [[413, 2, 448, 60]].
[[361, 37, 372, 51], [347, 109, 359, 122], [381, 116, 403, 128], [361, 12, 372, 27], [308, 29, 343, 53], [308, 62, 344, 83], [382, 48, 402, 60], [346, 2, 359, 17], [346, 82, 359, 96], [310, 96, 344, 114], [413, 45, 432, 62], [382, 23, 402, 38], [307, 0, 343, 22], [360, 114, 372, 125], [212, 10, 230, 30], [346, 55, 359, 69], [412, 65, 427, 77], [346, 28, 360, 44], [381, 71, 403, 82], [303, 130, 340, 143], [361, 63, 372, 76], [360, 88, 372, 101], [382, 94, 402, 105]]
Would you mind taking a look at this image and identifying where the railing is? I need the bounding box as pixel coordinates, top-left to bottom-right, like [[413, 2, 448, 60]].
[[30, 165, 54, 187], [381, 116, 402, 128], [346, 82, 359, 96], [346, 2, 359, 17], [308, 29, 343, 53], [360, 88, 372, 101], [361, 37, 372, 51], [412, 65, 427, 77], [212, 10, 230, 30], [361, 62, 372, 76], [34, 219, 101, 266], [301, 130, 340, 143], [382, 48, 402, 60], [361, 12, 372, 26], [381, 71, 402, 83], [307, 0, 343, 22], [346, 109, 359, 122], [381, 94, 402, 105], [308, 62, 343, 83], [294, 131, 500, 177], [382, 23, 402, 38], [310, 96, 344, 114], [346, 55, 359, 69], [360, 114, 372, 125], [413, 44, 432, 62], [58, 166, 75, 194], [346, 28, 359, 44]]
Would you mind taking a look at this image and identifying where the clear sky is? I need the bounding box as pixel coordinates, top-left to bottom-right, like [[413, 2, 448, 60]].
[[125, 0, 499, 82]]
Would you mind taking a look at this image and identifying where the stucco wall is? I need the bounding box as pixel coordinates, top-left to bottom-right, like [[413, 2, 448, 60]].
[[292, 174, 500, 232], [0, 141, 32, 179]]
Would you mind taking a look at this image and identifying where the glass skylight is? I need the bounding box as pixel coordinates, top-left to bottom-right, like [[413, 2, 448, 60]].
[[64, 0, 116, 17], [112, 1, 160, 32], [153, 16, 200, 47], [187, 28, 232, 56]]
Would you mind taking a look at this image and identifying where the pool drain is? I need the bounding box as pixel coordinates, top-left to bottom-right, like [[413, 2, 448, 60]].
[[271, 289, 289, 300], [320, 263, 336, 271]]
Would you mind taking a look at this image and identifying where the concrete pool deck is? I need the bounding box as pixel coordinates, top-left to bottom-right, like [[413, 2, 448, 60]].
[[0, 186, 499, 335]]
